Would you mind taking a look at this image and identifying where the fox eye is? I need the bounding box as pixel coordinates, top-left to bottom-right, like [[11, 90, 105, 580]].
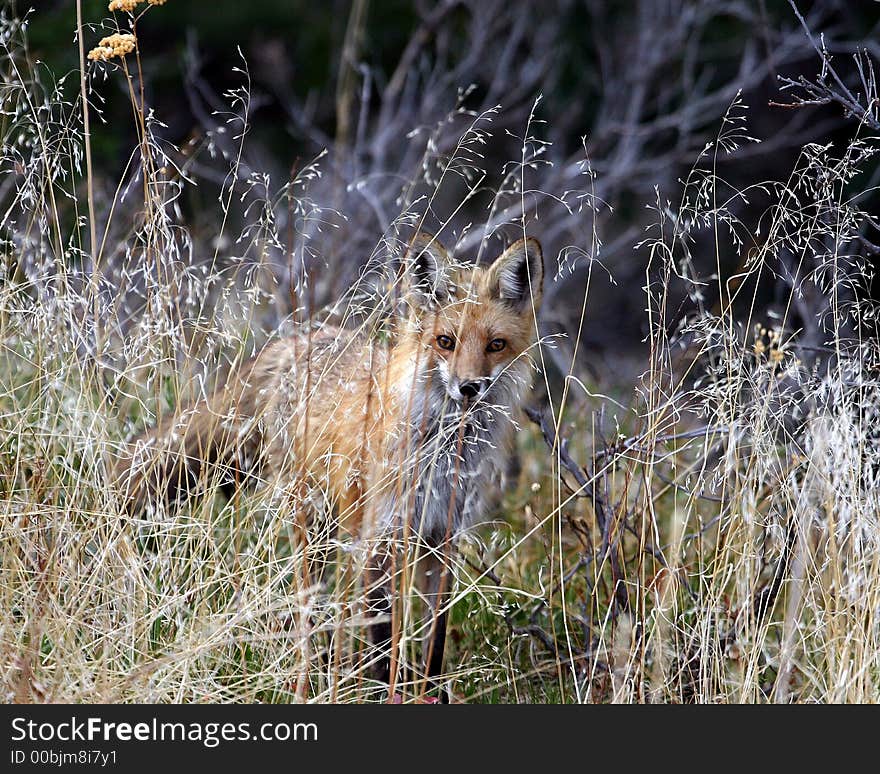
[[436, 334, 456, 351], [486, 338, 507, 353]]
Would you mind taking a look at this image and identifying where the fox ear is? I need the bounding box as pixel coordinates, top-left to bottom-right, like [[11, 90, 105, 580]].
[[487, 237, 543, 311], [405, 232, 451, 308]]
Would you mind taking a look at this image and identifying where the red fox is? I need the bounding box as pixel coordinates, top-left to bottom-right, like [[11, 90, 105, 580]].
[[115, 231, 543, 701]]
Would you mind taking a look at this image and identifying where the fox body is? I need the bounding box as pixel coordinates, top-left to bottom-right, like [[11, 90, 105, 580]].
[[116, 232, 544, 696]]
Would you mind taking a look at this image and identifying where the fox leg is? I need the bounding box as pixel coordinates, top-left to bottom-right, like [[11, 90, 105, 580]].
[[364, 540, 455, 701], [365, 546, 396, 689], [419, 542, 454, 703]]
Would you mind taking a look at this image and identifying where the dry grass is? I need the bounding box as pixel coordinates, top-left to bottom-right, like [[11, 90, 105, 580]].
[[1, 3, 879, 704]]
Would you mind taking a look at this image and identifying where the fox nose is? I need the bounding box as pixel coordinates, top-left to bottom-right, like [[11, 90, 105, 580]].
[[459, 380, 486, 399]]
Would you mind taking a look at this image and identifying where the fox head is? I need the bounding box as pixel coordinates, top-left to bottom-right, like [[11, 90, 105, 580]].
[[401, 232, 543, 408]]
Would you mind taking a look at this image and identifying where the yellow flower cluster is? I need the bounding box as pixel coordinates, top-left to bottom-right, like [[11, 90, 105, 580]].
[[108, 0, 167, 10], [752, 324, 787, 367], [87, 33, 137, 62]]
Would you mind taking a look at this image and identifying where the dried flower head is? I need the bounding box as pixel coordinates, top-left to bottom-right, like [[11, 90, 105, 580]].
[[752, 323, 787, 369], [108, 0, 167, 10], [87, 33, 137, 62]]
